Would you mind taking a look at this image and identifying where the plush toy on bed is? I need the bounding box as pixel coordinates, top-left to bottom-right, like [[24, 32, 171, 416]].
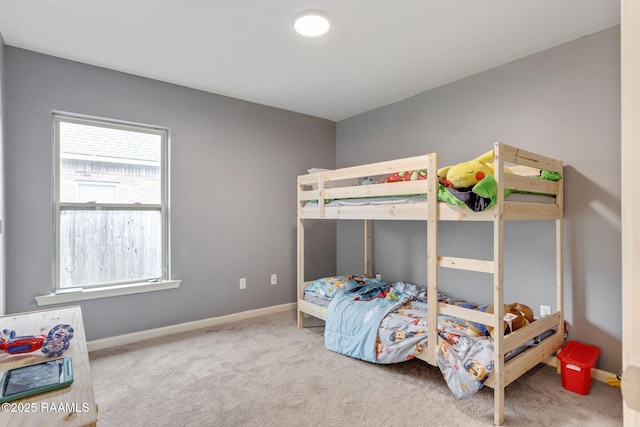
[[484, 302, 534, 338], [384, 170, 427, 183], [437, 150, 511, 189]]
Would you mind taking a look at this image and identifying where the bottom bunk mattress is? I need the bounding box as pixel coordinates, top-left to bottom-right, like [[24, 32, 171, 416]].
[[303, 275, 555, 399]]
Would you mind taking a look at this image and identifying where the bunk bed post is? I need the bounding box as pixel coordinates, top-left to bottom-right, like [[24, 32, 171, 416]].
[[426, 152, 439, 366], [364, 220, 372, 277], [556, 161, 565, 344], [493, 142, 506, 426], [297, 183, 305, 329], [318, 173, 326, 218]]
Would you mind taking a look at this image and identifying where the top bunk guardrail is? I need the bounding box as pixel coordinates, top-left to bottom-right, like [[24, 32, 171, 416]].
[[298, 153, 433, 202], [297, 142, 563, 221]]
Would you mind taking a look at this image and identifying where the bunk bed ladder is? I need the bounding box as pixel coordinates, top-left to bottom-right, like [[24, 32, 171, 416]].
[[425, 143, 508, 425], [429, 143, 564, 426]]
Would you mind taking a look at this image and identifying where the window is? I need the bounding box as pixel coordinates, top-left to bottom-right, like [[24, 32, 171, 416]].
[[53, 113, 169, 291], [76, 181, 119, 203]]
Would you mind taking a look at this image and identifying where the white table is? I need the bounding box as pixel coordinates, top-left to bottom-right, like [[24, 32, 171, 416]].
[[0, 306, 97, 427]]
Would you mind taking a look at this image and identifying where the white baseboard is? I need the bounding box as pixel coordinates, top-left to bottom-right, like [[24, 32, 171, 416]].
[[87, 302, 296, 352]]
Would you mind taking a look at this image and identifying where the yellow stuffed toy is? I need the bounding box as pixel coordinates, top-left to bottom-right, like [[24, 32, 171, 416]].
[[437, 150, 511, 189]]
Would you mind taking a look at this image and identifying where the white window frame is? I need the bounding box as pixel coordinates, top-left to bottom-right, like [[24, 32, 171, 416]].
[[75, 180, 120, 203], [37, 113, 180, 306]]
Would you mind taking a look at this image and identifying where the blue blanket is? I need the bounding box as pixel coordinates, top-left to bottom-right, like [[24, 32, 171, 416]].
[[325, 291, 406, 362]]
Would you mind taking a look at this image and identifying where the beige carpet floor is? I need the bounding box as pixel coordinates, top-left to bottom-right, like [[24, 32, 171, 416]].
[[89, 310, 623, 426]]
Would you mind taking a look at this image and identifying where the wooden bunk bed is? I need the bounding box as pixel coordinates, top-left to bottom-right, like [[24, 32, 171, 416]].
[[296, 142, 564, 426]]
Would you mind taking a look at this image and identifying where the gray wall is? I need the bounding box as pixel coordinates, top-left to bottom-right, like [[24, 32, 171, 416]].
[[336, 27, 621, 373], [0, 34, 5, 315], [3, 47, 336, 340]]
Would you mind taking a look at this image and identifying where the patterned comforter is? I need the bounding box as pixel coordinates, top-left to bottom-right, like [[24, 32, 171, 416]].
[[305, 275, 551, 398]]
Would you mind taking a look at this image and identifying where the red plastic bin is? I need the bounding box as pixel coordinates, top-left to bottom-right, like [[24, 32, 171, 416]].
[[557, 341, 600, 395]]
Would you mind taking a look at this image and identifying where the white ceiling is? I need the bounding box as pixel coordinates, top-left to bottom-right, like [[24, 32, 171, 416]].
[[0, 1, 620, 121]]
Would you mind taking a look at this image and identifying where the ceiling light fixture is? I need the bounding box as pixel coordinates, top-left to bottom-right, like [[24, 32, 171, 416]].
[[294, 11, 330, 37]]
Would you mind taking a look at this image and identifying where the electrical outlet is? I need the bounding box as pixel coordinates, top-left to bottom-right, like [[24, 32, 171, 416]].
[[375, 273, 382, 280], [239, 278, 246, 289], [540, 305, 551, 317], [271, 274, 277, 285]]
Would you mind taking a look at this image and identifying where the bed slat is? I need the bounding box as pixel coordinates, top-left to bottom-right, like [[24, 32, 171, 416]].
[[438, 256, 494, 273], [322, 154, 432, 181], [501, 144, 562, 173], [438, 303, 495, 326], [325, 180, 428, 199], [484, 331, 563, 388], [503, 201, 561, 220], [502, 311, 562, 355], [503, 173, 560, 195]]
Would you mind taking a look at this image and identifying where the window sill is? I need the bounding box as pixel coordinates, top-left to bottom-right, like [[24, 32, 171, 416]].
[[35, 280, 182, 306]]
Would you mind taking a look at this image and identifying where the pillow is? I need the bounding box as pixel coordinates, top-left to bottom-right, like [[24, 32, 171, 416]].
[[304, 275, 386, 298]]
